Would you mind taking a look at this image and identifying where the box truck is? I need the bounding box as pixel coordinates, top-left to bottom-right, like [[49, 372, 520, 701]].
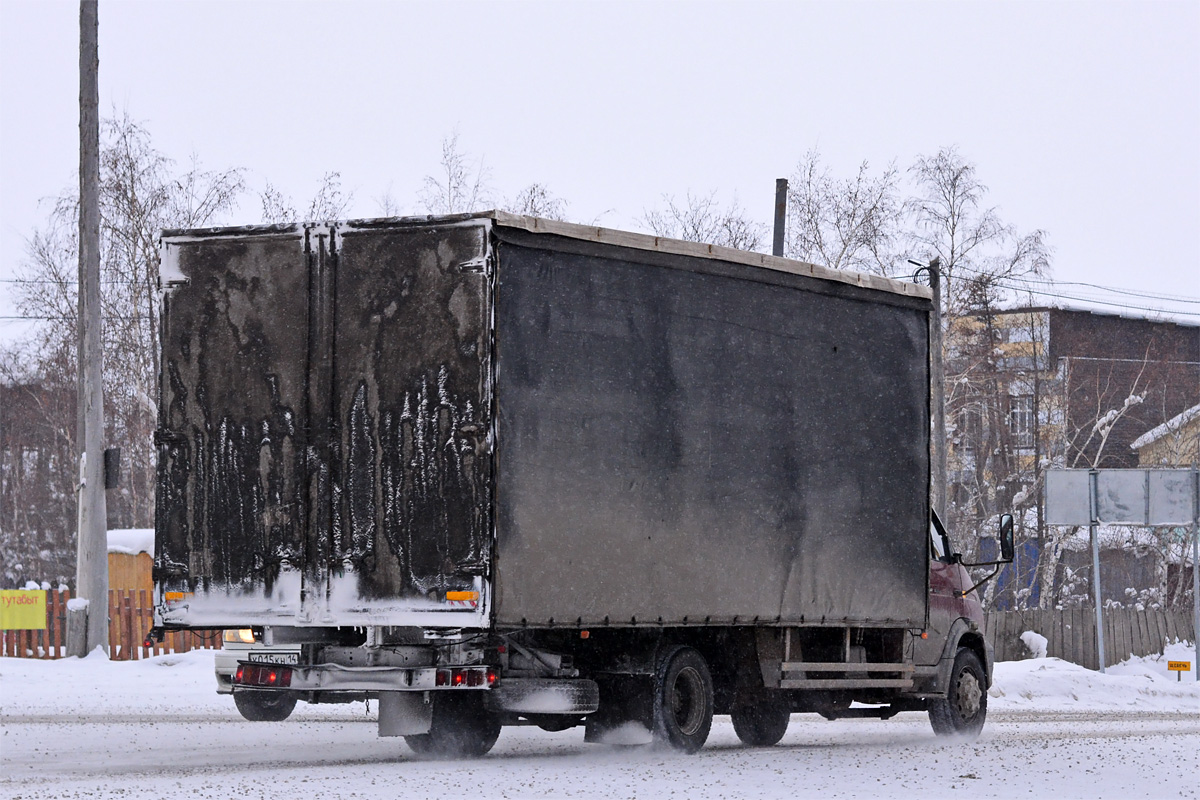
[[152, 212, 1012, 755]]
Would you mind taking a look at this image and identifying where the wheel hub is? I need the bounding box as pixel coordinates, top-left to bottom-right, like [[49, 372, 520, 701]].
[[670, 666, 707, 736], [955, 671, 982, 719]]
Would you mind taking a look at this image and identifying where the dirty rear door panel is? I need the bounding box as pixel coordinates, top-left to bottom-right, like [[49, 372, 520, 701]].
[[311, 221, 493, 624], [156, 229, 309, 624], [156, 222, 494, 628]]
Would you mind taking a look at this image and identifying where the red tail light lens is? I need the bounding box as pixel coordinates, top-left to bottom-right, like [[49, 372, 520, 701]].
[[466, 669, 484, 687], [487, 668, 498, 686], [234, 664, 291, 688], [452, 670, 466, 686], [436, 669, 450, 687]]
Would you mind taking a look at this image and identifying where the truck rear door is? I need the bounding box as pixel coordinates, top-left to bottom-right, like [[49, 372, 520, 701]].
[[155, 221, 493, 628]]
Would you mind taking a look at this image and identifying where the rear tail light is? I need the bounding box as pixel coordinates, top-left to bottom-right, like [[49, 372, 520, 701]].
[[435, 667, 496, 688], [233, 663, 292, 688]]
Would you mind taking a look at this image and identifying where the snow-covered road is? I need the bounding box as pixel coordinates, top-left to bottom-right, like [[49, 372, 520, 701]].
[[2, 648, 1197, 799]]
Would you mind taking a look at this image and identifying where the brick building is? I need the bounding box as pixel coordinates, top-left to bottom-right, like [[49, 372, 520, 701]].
[[945, 306, 1199, 609]]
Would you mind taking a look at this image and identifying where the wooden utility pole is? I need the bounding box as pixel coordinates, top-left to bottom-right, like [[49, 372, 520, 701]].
[[70, 0, 108, 657]]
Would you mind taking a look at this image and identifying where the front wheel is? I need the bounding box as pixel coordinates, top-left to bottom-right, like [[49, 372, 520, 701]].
[[405, 694, 501, 759], [233, 690, 297, 722], [651, 646, 714, 754], [731, 694, 790, 746], [929, 647, 987, 738]]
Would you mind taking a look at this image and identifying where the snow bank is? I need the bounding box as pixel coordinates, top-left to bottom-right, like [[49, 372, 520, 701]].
[[107, 528, 154, 556], [1020, 630, 1048, 659], [3, 640, 1196, 722], [0, 648, 362, 720], [989, 640, 1199, 712]]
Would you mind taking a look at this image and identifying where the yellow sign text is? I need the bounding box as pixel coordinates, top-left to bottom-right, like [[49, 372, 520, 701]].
[[0, 590, 47, 630]]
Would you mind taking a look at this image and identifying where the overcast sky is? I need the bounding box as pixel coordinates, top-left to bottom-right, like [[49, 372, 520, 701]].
[[1, 0, 1197, 337]]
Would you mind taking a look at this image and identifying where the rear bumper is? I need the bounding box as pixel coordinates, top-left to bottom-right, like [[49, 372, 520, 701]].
[[234, 662, 495, 694]]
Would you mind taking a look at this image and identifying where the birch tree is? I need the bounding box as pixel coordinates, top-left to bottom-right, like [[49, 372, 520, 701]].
[[641, 191, 766, 251], [785, 150, 903, 275], [4, 113, 243, 585]]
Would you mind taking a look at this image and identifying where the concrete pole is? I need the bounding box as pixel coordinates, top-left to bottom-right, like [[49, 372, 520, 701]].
[[1089, 470, 1105, 672], [772, 178, 787, 258], [928, 258, 946, 519], [71, 0, 109, 657]]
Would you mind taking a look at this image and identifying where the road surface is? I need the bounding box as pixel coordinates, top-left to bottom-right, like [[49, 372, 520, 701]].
[[3, 706, 1196, 799]]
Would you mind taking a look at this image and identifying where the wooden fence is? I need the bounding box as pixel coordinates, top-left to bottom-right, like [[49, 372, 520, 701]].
[[1, 589, 221, 660], [6, 591, 1191, 670], [986, 607, 1195, 670]]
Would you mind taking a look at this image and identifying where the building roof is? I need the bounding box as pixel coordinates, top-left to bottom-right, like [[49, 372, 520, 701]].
[[1130, 403, 1200, 451], [964, 304, 1199, 329]]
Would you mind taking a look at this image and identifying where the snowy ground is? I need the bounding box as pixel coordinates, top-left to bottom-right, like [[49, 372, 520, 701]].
[[2, 644, 1197, 799]]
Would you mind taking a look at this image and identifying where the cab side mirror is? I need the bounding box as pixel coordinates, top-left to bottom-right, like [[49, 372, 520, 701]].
[[998, 514, 1015, 562]]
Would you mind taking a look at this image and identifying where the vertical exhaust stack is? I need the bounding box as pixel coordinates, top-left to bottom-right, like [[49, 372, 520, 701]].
[[772, 178, 788, 258]]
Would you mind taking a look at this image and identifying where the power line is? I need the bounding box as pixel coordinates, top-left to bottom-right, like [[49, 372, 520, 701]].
[[948, 266, 1200, 320], [1014, 275, 1200, 304]]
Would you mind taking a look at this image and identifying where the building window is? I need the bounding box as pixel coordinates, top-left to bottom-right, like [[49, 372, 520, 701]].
[[1009, 395, 1034, 449]]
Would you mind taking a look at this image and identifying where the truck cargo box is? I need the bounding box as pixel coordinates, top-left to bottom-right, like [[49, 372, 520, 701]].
[[155, 213, 932, 631]]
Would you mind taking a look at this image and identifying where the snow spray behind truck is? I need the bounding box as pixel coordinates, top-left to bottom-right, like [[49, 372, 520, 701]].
[[152, 212, 1013, 755]]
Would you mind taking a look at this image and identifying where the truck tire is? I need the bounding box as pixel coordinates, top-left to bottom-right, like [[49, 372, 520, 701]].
[[405, 694, 501, 759], [928, 648, 987, 738], [233, 690, 297, 722], [651, 646, 714, 754], [731, 696, 790, 746]]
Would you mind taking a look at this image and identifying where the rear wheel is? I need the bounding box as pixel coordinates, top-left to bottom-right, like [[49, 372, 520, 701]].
[[405, 694, 501, 759], [233, 690, 297, 722], [651, 646, 714, 754], [731, 694, 790, 746], [929, 648, 987, 738]]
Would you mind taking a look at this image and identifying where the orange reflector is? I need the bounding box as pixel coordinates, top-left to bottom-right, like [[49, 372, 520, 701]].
[[580, 630, 590, 639], [446, 591, 479, 601], [164, 592, 192, 602], [921, 632, 928, 639]]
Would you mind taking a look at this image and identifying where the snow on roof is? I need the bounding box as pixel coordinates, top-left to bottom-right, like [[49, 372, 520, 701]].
[[107, 528, 154, 556], [1130, 403, 1200, 451], [969, 303, 1200, 329]]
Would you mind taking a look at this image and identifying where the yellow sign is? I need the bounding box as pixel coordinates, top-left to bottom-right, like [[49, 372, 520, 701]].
[[0, 590, 47, 630], [1167, 661, 1191, 672]]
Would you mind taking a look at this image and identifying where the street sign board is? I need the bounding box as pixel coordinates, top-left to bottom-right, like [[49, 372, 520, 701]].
[[1045, 469, 1199, 526]]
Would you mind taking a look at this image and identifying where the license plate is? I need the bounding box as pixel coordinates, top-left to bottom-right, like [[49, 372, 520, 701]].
[[247, 652, 299, 665]]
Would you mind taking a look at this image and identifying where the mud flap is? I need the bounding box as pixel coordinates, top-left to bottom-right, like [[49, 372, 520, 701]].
[[378, 691, 433, 736]]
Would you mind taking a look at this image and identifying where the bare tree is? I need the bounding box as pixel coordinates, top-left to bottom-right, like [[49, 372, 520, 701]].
[[5, 113, 244, 585], [641, 191, 766, 251], [260, 171, 352, 224], [785, 150, 903, 275], [504, 182, 568, 221], [375, 183, 403, 217], [419, 131, 493, 215], [907, 147, 1051, 316]]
